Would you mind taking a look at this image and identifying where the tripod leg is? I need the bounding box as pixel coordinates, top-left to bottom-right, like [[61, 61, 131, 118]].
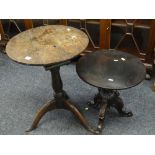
[[109, 96, 133, 117], [65, 100, 99, 134], [26, 100, 56, 132], [96, 103, 108, 133]]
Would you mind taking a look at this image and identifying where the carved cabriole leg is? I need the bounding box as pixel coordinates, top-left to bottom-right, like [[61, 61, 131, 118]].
[[93, 93, 103, 108], [96, 103, 108, 133], [93, 88, 110, 133], [108, 91, 133, 117]]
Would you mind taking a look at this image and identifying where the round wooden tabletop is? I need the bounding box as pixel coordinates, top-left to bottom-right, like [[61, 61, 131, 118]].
[[6, 25, 89, 66], [76, 50, 146, 90]]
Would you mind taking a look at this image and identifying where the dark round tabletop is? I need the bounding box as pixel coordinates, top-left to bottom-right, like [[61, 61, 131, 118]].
[[76, 50, 146, 90]]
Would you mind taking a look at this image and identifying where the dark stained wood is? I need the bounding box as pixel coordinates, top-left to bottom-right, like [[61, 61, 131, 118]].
[[97, 102, 108, 132], [89, 88, 133, 133], [109, 19, 155, 71], [0, 20, 9, 53], [26, 100, 56, 132], [145, 20, 155, 64], [0, 20, 5, 37], [27, 66, 98, 134], [65, 100, 98, 134], [99, 19, 111, 49], [76, 50, 147, 133], [24, 19, 33, 29], [76, 50, 146, 90], [59, 19, 68, 25]]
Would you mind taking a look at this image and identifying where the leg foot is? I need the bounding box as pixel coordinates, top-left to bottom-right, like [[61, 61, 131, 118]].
[[96, 103, 108, 133], [65, 100, 99, 134], [26, 100, 56, 132], [109, 96, 133, 117]]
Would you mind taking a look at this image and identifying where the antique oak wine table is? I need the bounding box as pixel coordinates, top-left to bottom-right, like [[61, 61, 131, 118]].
[[76, 50, 146, 133], [6, 25, 98, 134]]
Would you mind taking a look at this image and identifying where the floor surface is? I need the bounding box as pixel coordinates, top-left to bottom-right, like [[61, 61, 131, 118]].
[[0, 52, 155, 135]]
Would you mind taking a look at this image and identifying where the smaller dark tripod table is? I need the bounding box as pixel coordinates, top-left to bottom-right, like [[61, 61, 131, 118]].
[[76, 50, 146, 133]]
